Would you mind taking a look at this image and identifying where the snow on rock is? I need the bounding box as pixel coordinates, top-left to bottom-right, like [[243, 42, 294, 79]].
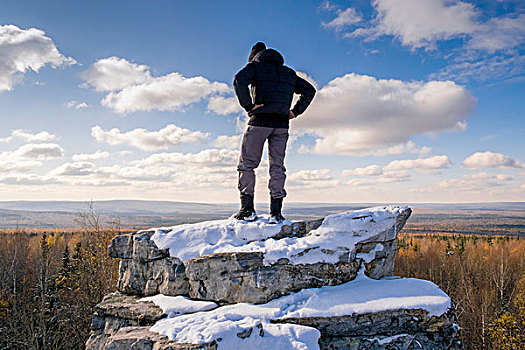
[[87, 206, 461, 349], [270, 270, 451, 318], [146, 270, 450, 349], [139, 295, 217, 317], [150, 206, 408, 265], [151, 303, 320, 350], [148, 215, 291, 262], [367, 334, 409, 345], [356, 243, 384, 263]]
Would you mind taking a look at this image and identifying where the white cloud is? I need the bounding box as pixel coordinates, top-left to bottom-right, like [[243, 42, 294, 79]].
[[287, 169, 339, 189], [462, 151, 525, 169], [342, 1, 525, 82], [383, 155, 451, 171], [349, 0, 478, 50], [0, 24, 75, 92], [296, 71, 319, 90], [132, 148, 239, 168], [50, 162, 97, 176], [438, 12, 525, 82], [1, 160, 42, 173], [82, 57, 231, 114], [295, 73, 475, 155], [101, 73, 230, 114], [379, 170, 412, 182], [289, 169, 332, 182], [437, 172, 513, 190], [39, 148, 241, 188], [341, 155, 450, 180], [432, 54, 525, 83], [207, 96, 243, 115], [0, 173, 58, 185], [66, 100, 88, 109], [0, 143, 64, 173], [96, 164, 174, 182], [322, 8, 362, 31], [346, 170, 411, 186], [319, 1, 336, 12], [72, 150, 110, 161], [467, 14, 525, 53], [47, 161, 176, 184], [0, 129, 57, 143], [213, 134, 242, 150], [80, 56, 151, 92], [6, 143, 64, 159], [341, 165, 383, 177], [373, 141, 431, 156], [170, 171, 233, 188], [91, 124, 208, 151]]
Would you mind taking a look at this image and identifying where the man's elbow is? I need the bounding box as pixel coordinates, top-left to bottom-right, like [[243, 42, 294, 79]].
[[307, 86, 316, 100]]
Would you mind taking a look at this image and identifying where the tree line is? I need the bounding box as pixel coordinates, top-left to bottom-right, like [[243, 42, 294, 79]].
[[395, 233, 525, 350], [1, 210, 523, 349], [0, 204, 120, 350]]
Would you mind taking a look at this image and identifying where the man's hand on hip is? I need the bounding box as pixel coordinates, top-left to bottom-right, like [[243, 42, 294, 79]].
[[289, 110, 295, 120], [251, 104, 264, 112]]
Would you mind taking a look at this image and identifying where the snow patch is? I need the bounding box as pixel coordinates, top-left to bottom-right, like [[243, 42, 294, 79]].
[[367, 334, 409, 345], [150, 206, 407, 265], [146, 271, 449, 349], [356, 243, 384, 263], [148, 215, 290, 262], [268, 269, 451, 319], [139, 295, 217, 317]]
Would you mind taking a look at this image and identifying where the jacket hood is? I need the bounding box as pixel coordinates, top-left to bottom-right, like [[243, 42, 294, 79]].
[[255, 49, 284, 65]]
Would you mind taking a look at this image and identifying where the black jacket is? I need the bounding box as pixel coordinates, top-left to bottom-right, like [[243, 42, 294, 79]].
[[233, 49, 316, 128]]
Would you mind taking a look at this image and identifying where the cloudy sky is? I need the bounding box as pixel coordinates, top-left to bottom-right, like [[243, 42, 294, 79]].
[[0, 0, 524, 203]]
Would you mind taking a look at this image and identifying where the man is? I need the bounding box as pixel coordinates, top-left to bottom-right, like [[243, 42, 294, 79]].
[[233, 42, 316, 223]]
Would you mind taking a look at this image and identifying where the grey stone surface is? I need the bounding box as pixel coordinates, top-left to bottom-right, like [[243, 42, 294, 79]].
[[318, 332, 462, 350], [109, 211, 411, 302], [87, 300, 460, 350], [87, 207, 460, 350], [185, 252, 361, 304], [86, 293, 167, 350], [110, 230, 189, 296], [104, 327, 219, 350], [357, 240, 398, 279], [117, 257, 189, 296], [104, 327, 165, 350], [275, 309, 457, 337]]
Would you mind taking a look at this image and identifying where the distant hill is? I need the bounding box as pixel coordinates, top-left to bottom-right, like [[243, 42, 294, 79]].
[[0, 200, 523, 230], [1, 200, 523, 213], [0, 200, 226, 215]]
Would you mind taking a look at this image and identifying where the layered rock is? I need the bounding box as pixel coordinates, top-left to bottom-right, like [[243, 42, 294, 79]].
[[86, 293, 165, 350], [87, 206, 462, 350], [108, 208, 410, 303]]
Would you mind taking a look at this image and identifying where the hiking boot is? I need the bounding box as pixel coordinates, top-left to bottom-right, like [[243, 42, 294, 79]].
[[268, 197, 285, 224], [233, 193, 257, 221]]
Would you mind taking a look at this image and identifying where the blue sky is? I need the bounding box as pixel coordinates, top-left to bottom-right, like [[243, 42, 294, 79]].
[[0, 0, 523, 203]]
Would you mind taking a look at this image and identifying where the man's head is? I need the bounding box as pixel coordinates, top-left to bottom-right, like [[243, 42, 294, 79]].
[[249, 42, 266, 62]]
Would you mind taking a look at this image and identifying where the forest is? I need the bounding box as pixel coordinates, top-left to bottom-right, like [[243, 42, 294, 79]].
[[0, 209, 524, 349]]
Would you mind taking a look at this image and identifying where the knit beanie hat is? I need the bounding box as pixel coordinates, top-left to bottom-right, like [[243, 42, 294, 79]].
[[249, 42, 266, 62]]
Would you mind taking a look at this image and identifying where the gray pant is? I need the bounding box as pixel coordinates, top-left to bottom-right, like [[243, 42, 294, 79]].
[[237, 126, 289, 199]]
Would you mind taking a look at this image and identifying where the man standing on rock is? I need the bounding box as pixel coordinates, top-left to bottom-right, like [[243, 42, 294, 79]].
[[233, 42, 316, 223]]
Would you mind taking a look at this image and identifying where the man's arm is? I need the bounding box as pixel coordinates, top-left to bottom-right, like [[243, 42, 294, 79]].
[[233, 64, 256, 113], [290, 76, 316, 118]]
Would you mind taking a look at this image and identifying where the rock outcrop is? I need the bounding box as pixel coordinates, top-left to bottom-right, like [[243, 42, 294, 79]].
[[86, 206, 462, 350]]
